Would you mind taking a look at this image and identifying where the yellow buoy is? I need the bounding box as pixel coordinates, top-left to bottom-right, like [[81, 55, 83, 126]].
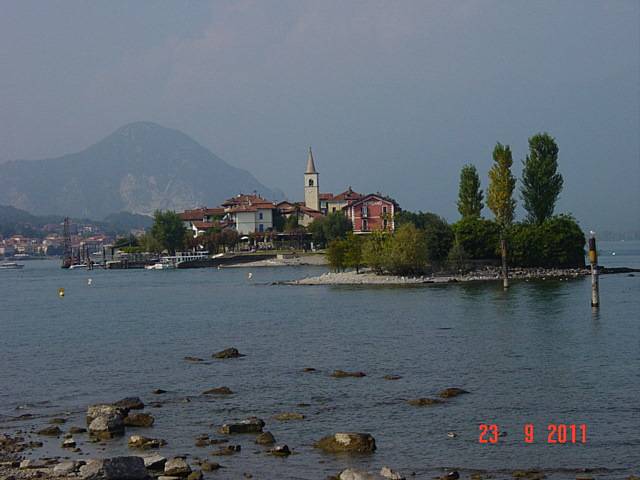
[[87, 278, 92, 285], [248, 272, 253, 279], [58, 288, 65, 297]]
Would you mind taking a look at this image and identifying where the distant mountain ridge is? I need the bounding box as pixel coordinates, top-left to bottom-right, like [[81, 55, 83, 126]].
[[0, 122, 282, 219]]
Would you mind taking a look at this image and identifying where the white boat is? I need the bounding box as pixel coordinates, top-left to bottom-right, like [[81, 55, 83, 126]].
[[0, 262, 25, 269], [145, 262, 174, 270]]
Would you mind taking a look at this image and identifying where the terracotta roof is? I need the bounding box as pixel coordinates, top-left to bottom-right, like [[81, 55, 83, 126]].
[[344, 193, 400, 208], [282, 205, 325, 219], [180, 207, 224, 220], [327, 187, 362, 203], [221, 194, 275, 208], [319, 193, 334, 200], [226, 204, 275, 213], [192, 221, 217, 229]]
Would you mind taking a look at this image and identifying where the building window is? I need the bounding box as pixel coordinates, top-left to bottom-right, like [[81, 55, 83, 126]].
[[362, 218, 368, 231], [309, 179, 314, 187], [362, 206, 368, 217], [259, 224, 264, 232], [383, 219, 388, 229], [259, 212, 263, 220], [382, 205, 388, 214]]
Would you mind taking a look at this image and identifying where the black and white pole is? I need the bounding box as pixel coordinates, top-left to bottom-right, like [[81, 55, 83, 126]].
[[588, 233, 599, 308]]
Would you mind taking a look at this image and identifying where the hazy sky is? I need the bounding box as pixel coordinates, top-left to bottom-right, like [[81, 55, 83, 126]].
[[1, 1, 638, 232]]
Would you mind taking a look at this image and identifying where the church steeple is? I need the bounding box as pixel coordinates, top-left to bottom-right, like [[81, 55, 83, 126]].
[[304, 147, 319, 211], [306, 147, 318, 174]]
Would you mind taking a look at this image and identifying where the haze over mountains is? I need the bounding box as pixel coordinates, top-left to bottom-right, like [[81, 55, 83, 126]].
[[0, 122, 282, 220]]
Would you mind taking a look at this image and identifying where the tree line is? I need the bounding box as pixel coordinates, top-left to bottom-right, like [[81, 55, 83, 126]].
[[327, 132, 585, 275]]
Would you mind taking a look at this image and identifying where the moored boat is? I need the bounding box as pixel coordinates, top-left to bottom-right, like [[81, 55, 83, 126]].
[[0, 262, 25, 269]]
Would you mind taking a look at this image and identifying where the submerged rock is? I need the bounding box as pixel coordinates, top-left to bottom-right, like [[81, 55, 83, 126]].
[[268, 444, 291, 456], [218, 417, 264, 434], [37, 425, 62, 436], [408, 398, 445, 406], [124, 413, 155, 427], [254, 431, 276, 444], [274, 413, 306, 420], [437, 388, 469, 398], [330, 370, 366, 378], [113, 397, 145, 410], [202, 387, 234, 395], [127, 435, 166, 449], [79, 456, 148, 480], [314, 433, 376, 453], [380, 466, 405, 479], [212, 348, 245, 359]]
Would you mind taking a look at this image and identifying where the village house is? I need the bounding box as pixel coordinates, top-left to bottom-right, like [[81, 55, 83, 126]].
[[220, 194, 276, 235], [179, 206, 225, 237], [344, 193, 399, 233]]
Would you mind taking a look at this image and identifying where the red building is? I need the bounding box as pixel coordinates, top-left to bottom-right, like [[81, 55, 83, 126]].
[[343, 193, 400, 233]]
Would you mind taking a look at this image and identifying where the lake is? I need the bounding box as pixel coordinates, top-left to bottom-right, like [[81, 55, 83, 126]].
[[0, 240, 638, 479]]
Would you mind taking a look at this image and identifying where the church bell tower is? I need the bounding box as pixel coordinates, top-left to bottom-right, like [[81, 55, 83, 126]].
[[304, 148, 319, 211]]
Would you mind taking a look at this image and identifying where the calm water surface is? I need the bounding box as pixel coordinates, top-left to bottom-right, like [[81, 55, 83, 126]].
[[1, 241, 638, 479]]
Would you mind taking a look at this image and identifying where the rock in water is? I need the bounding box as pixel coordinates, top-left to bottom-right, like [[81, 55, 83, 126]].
[[37, 425, 62, 436], [212, 348, 245, 358], [407, 398, 445, 406], [380, 466, 405, 480], [123, 413, 155, 427], [218, 417, 265, 434], [202, 387, 234, 395], [164, 457, 192, 476], [114, 397, 145, 410], [88, 415, 125, 439], [254, 431, 276, 444], [314, 433, 376, 453], [437, 388, 469, 398], [87, 404, 128, 424], [79, 456, 148, 480], [339, 468, 387, 479]]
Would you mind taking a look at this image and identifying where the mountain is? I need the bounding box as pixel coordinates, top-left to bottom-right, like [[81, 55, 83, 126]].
[[0, 122, 283, 219]]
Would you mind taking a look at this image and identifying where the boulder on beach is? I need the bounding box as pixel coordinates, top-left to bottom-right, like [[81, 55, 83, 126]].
[[437, 388, 469, 398], [314, 433, 377, 453], [218, 417, 265, 434], [138, 453, 166, 470], [202, 387, 234, 395], [123, 413, 154, 427], [408, 398, 445, 406], [79, 456, 148, 480], [380, 466, 405, 480], [53, 460, 85, 476], [164, 457, 192, 477], [339, 468, 387, 479], [212, 347, 245, 358]]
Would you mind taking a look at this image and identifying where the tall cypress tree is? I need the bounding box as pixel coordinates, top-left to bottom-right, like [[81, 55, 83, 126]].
[[521, 132, 563, 225], [487, 142, 517, 228], [456, 164, 484, 219]]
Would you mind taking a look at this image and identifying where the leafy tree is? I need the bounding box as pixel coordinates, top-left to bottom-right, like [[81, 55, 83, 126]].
[[115, 235, 137, 246], [386, 223, 429, 275], [395, 211, 453, 262], [452, 217, 501, 259], [307, 218, 326, 247], [487, 142, 517, 227], [521, 132, 563, 225], [322, 211, 353, 242], [487, 142, 517, 288], [507, 215, 585, 268], [343, 233, 365, 273], [456, 164, 484, 219], [326, 238, 348, 272], [150, 210, 187, 255], [284, 214, 299, 231], [446, 237, 470, 272], [362, 229, 389, 274], [138, 233, 163, 254]]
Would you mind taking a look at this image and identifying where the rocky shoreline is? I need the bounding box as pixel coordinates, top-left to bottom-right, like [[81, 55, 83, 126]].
[[285, 266, 639, 285]]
